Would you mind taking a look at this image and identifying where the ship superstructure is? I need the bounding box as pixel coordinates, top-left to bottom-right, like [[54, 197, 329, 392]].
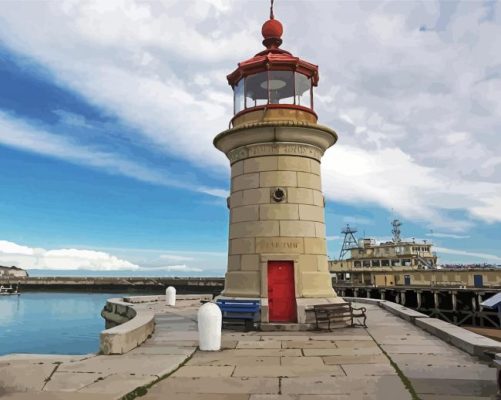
[[330, 220, 438, 284]]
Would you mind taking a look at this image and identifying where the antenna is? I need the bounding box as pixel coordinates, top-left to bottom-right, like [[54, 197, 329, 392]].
[[270, 0, 275, 19], [391, 219, 402, 243], [339, 224, 358, 259]]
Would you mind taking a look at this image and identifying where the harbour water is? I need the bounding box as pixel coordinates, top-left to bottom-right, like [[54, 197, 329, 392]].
[[0, 292, 131, 356]]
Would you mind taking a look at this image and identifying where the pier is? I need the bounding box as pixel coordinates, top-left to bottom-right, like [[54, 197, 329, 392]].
[[0, 276, 224, 294], [0, 294, 498, 399], [334, 283, 500, 328]]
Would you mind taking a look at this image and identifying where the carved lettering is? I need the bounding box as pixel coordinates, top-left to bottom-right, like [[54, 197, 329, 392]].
[[256, 238, 303, 254], [229, 143, 322, 163]]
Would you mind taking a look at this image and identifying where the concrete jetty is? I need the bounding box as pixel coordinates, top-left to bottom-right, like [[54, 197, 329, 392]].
[[0, 297, 202, 399], [0, 276, 224, 293], [0, 296, 498, 399]]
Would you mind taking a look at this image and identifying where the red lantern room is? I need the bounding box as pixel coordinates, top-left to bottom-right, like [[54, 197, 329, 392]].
[[227, 7, 319, 125]]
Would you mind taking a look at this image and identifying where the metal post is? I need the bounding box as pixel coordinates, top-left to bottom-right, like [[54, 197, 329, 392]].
[[417, 291, 422, 309], [472, 296, 477, 326], [452, 291, 457, 325], [478, 294, 484, 327]]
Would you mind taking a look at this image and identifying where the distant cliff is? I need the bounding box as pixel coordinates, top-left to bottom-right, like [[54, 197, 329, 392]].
[[0, 265, 29, 278]]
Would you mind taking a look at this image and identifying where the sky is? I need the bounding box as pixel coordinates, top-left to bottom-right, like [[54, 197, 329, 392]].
[[0, 0, 500, 277]]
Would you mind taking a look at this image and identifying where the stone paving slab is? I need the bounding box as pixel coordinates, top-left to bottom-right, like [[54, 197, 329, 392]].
[[410, 378, 497, 397], [189, 353, 281, 366], [233, 364, 345, 377], [399, 364, 496, 380], [43, 371, 105, 392], [145, 377, 279, 395], [281, 375, 411, 397], [390, 352, 488, 366], [0, 392, 111, 400], [145, 394, 250, 400], [381, 343, 461, 354], [303, 346, 383, 356], [78, 373, 158, 395], [340, 363, 396, 377], [217, 348, 303, 357], [171, 365, 236, 377], [57, 354, 188, 376], [281, 340, 337, 349], [0, 360, 58, 392], [280, 356, 324, 367], [236, 340, 283, 349], [128, 344, 195, 355], [420, 396, 495, 400], [322, 354, 388, 365]]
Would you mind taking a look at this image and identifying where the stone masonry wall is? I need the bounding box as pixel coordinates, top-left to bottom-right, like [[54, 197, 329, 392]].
[[223, 148, 336, 299]]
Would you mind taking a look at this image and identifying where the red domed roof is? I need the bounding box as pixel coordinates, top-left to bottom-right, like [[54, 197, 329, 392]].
[[227, 14, 319, 88], [262, 18, 283, 40]]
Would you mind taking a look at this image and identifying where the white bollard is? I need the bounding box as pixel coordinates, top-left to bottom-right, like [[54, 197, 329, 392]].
[[198, 302, 222, 351], [165, 286, 176, 306]]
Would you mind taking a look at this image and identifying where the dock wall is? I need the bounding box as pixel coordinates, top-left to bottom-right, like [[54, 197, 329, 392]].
[[100, 297, 155, 355], [0, 276, 225, 294]]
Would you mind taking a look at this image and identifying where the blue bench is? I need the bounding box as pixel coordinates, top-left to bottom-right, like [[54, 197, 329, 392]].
[[216, 299, 260, 330]]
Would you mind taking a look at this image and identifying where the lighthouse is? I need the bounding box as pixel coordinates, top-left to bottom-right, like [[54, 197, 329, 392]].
[[214, 4, 344, 326]]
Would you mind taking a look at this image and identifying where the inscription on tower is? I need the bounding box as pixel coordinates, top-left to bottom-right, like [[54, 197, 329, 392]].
[[256, 237, 304, 254], [229, 143, 323, 163]]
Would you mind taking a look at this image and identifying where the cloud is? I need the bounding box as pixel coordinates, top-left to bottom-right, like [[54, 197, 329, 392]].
[[0, 240, 139, 271], [158, 265, 203, 272], [0, 0, 500, 229], [435, 246, 501, 264], [426, 232, 470, 239], [0, 110, 226, 197], [160, 254, 195, 262], [0, 240, 218, 273]]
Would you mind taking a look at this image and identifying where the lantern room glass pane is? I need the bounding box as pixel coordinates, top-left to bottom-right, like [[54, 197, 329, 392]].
[[295, 73, 312, 108], [234, 79, 244, 113], [269, 70, 295, 104], [245, 72, 268, 108]]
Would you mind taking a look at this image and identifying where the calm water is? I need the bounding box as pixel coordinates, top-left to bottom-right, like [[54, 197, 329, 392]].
[[0, 292, 134, 356]]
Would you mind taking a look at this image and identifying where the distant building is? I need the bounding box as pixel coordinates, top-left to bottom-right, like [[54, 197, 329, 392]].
[[0, 266, 28, 278]]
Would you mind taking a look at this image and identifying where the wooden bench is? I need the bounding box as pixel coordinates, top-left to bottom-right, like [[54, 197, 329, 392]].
[[313, 303, 367, 330], [216, 299, 260, 331]]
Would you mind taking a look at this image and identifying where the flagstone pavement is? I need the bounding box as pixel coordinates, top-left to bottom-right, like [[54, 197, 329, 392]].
[[0, 299, 497, 400], [143, 302, 497, 400]]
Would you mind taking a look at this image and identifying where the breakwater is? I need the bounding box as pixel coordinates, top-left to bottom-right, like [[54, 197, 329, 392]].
[[334, 284, 499, 328], [0, 276, 225, 295]]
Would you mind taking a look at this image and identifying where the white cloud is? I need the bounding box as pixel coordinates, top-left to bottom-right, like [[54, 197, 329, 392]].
[[0, 240, 140, 271], [0, 0, 500, 229], [0, 240, 219, 273], [158, 265, 203, 273], [426, 232, 470, 239], [435, 246, 501, 264], [0, 110, 226, 197], [160, 254, 195, 262]]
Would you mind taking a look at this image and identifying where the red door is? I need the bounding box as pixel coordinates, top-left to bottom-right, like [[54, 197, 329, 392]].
[[268, 261, 296, 322]]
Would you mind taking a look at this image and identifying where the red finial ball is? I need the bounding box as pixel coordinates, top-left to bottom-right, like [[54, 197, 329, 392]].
[[262, 18, 283, 40]]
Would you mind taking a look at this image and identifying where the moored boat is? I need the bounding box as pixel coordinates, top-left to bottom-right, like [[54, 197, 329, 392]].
[[0, 284, 20, 296]]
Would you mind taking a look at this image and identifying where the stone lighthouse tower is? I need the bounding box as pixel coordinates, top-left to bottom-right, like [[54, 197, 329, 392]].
[[214, 5, 343, 325]]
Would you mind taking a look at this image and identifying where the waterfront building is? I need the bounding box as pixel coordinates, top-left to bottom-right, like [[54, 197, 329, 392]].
[[213, 6, 343, 324], [330, 221, 500, 289], [0, 265, 28, 278]]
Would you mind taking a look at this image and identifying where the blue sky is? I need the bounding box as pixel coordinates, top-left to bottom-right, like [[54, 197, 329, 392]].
[[0, 0, 500, 276]]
